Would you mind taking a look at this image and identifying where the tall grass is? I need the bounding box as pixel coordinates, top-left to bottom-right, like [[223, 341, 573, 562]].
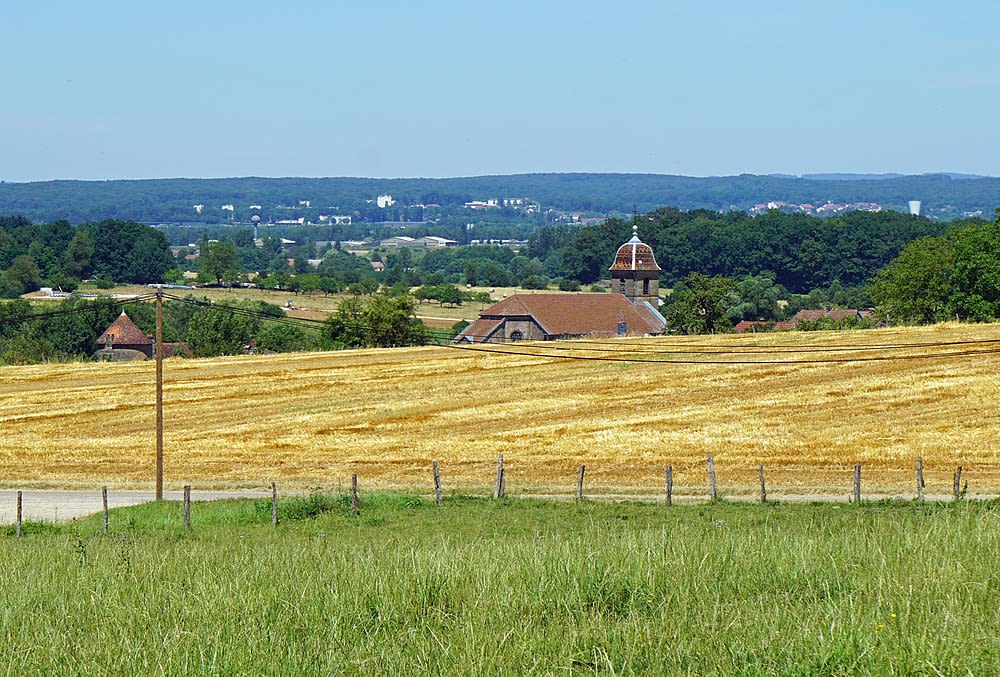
[[0, 496, 998, 674]]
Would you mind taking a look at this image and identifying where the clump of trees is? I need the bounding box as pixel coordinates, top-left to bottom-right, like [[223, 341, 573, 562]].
[[0, 217, 174, 297], [323, 294, 428, 349], [872, 210, 1000, 324]]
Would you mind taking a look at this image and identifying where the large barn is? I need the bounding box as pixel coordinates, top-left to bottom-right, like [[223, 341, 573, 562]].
[[456, 225, 666, 343]]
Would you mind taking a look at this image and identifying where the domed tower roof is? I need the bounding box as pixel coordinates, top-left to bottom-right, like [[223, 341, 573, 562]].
[[608, 224, 661, 272]]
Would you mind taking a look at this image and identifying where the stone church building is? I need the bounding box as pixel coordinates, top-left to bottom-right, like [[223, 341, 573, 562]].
[[456, 226, 666, 343]]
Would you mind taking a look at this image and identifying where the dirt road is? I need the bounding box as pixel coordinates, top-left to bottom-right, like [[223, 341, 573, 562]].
[[0, 490, 270, 524]]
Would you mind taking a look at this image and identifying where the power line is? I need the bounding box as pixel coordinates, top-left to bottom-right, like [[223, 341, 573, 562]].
[[440, 341, 1000, 365], [14, 290, 1000, 365]]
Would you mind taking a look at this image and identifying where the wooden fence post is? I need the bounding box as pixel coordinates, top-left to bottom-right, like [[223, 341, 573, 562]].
[[954, 466, 963, 501], [350, 474, 359, 515], [15, 491, 22, 538], [102, 486, 109, 535], [576, 465, 586, 502], [271, 481, 279, 527], [493, 454, 505, 500], [665, 465, 673, 506], [706, 456, 717, 502], [183, 485, 191, 529], [758, 464, 767, 504], [915, 458, 924, 501], [853, 464, 861, 504], [432, 461, 442, 507]]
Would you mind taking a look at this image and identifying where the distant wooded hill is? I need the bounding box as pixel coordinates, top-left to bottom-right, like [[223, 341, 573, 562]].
[[0, 173, 996, 223]]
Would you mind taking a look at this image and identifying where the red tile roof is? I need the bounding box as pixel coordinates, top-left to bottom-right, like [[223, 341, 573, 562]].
[[463, 293, 664, 341], [96, 311, 152, 347], [791, 309, 862, 323], [456, 318, 503, 342], [608, 228, 661, 273]]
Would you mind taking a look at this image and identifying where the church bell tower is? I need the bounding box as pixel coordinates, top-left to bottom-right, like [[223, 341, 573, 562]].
[[608, 224, 661, 308]]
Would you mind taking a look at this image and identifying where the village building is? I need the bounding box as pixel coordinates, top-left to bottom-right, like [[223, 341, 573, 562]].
[[94, 310, 154, 360], [733, 308, 875, 333], [456, 225, 666, 343], [93, 310, 190, 361]]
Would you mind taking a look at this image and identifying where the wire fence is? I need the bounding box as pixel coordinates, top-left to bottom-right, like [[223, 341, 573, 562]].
[[3, 454, 992, 534]]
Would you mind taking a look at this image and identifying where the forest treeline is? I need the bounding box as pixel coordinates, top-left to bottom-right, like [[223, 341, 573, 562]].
[[534, 207, 960, 293], [3, 207, 964, 299], [3, 207, 1000, 364], [0, 216, 174, 296], [1, 173, 998, 223]]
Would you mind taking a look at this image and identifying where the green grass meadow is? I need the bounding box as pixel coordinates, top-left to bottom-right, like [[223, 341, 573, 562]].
[[2, 495, 999, 675]]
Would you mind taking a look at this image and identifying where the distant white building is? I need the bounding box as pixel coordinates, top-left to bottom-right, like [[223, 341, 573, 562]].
[[464, 199, 499, 210], [221, 204, 235, 212], [377, 194, 396, 208], [420, 235, 457, 248], [380, 235, 418, 248], [193, 204, 204, 214]]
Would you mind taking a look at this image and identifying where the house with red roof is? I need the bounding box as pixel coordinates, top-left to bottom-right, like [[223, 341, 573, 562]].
[[93, 310, 191, 361], [733, 309, 874, 333], [95, 311, 154, 359], [455, 225, 666, 343]]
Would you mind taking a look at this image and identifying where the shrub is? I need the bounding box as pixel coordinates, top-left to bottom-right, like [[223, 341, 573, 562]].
[[521, 275, 549, 290]]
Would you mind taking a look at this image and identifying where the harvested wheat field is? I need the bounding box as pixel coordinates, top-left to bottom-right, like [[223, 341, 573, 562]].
[[3, 322, 1000, 499]]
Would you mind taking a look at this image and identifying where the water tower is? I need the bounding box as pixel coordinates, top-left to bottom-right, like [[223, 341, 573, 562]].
[[908, 200, 922, 216], [251, 214, 261, 242]]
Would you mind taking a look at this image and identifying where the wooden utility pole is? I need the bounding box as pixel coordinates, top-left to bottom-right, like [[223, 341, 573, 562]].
[[155, 290, 164, 501]]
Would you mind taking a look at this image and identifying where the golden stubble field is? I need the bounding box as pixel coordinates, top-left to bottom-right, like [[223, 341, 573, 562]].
[[3, 322, 1000, 499]]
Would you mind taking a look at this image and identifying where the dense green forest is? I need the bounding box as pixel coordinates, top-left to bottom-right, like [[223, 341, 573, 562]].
[[0, 173, 997, 224], [0, 216, 174, 296], [539, 207, 966, 293]]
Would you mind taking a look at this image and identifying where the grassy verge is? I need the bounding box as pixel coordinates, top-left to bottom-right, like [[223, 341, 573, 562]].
[[1, 495, 998, 674]]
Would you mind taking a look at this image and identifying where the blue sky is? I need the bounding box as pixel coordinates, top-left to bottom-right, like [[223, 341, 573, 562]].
[[2, 1, 998, 181]]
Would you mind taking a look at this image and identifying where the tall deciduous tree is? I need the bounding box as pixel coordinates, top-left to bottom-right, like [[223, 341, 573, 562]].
[[663, 273, 738, 334], [872, 236, 955, 324], [0, 255, 41, 297], [185, 302, 260, 357], [198, 241, 241, 286]]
